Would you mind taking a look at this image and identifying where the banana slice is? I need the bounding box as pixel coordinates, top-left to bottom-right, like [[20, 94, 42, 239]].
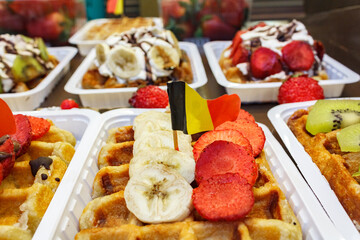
[[166, 30, 181, 57], [129, 148, 195, 183], [95, 43, 110, 65], [124, 164, 193, 223], [148, 45, 180, 76], [133, 111, 172, 140], [106, 45, 141, 79]]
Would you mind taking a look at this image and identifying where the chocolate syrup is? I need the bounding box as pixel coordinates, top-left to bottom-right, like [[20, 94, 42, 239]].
[[29, 156, 53, 177]]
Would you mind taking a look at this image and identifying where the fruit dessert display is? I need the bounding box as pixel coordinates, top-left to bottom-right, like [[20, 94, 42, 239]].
[[83, 17, 156, 41], [81, 26, 193, 89], [75, 110, 302, 239], [0, 105, 76, 239], [0, 34, 58, 93], [287, 99, 360, 231], [219, 20, 328, 83]]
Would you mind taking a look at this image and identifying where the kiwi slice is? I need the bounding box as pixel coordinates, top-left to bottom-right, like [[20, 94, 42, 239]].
[[0, 78, 3, 93], [35, 38, 49, 62], [306, 99, 360, 135], [20, 35, 33, 43], [337, 123, 360, 152], [11, 56, 46, 82]]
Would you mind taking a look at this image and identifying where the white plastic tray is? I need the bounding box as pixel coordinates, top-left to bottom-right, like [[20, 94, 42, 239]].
[[0, 47, 78, 111], [65, 42, 208, 109], [268, 98, 360, 240], [69, 18, 163, 56], [49, 108, 343, 240], [8, 109, 101, 240], [204, 41, 360, 103]]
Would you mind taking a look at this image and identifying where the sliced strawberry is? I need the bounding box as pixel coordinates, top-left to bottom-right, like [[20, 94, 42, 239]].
[[216, 119, 265, 157], [195, 141, 257, 186], [232, 46, 249, 66], [192, 172, 255, 221], [282, 40, 315, 71], [10, 114, 32, 157], [248, 22, 266, 31], [236, 108, 255, 122], [250, 47, 282, 79], [313, 40, 325, 61], [0, 136, 15, 184], [193, 129, 253, 161], [27, 116, 51, 140], [230, 30, 247, 58]]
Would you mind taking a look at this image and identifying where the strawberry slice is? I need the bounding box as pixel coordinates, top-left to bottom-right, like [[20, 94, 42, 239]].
[[248, 22, 266, 31], [282, 40, 315, 71], [230, 30, 247, 58], [27, 116, 51, 140], [313, 40, 325, 61], [193, 129, 253, 161], [192, 172, 255, 221], [232, 46, 249, 66], [195, 141, 258, 186], [10, 114, 32, 157], [250, 47, 282, 79], [216, 119, 265, 157], [236, 109, 255, 122], [0, 136, 15, 184]]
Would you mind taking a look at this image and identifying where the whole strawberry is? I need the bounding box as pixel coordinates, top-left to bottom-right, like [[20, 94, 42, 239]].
[[278, 76, 324, 104], [129, 86, 169, 108]]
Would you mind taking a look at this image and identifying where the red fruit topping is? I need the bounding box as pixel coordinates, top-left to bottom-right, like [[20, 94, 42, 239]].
[[216, 119, 265, 157], [313, 40, 325, 61], [193, 129, 253, 161], [236, 108, 255, 122], [192, 172, 255, 221], [60, 99, 79, 110], [282, 40, 315, 71], [129, 86, 169, 108], [250, 47, 282, 79], [232, 46, 249, 66], [0, 98, 16, 137], [230, 30, 247, 57], [27, 116, 51, 140], [10, 114, 32, 157], [0, 136, 15, 184], [202, 15, 237, 40], [248, 22, 267, 31], [195, 141, 258, 185], [277, 76, 324, 104]]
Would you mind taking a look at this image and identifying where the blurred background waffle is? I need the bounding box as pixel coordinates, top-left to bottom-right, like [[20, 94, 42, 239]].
[[0, 120, 76, 240], [75, 124, 302, 239]]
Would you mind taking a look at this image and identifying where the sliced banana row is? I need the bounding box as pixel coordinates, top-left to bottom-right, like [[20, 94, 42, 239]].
[[124, 111, 195, 223]]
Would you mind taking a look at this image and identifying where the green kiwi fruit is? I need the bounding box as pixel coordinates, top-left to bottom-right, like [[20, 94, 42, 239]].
[[0, 78, 3, 93], [11, 56, 46, 82], [35, 38, 49, 62], [20, 35, 33, 43], [306, 99, 360, 135], [336, 123, 360, 152]]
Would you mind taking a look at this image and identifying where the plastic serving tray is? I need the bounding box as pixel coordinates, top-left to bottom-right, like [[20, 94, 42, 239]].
[[9, 109, 101, 240], [0, 47, 78, 111], [49, 108, 343, 240], [69, 18, 163, 56], [65, 42, 207, 109], [268, 98, 360, 240], [204, 41, 360, 103]]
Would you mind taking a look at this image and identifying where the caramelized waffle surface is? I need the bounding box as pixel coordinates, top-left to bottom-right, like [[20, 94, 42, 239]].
[[76, 125, 302, 240], [84, 17, 155, 41], [0, 123, 76, 239], [288, 109, 360, 231]]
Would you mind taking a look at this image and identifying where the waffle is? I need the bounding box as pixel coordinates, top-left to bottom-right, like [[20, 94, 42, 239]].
[[84, 17, 155, 41], [76, 125, 302, 239], [287, 108, 360, 231], [0, 124, 76, 239]]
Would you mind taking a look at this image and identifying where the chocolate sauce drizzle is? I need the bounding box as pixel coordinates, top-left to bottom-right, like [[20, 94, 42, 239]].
[[29, 156, 53, 177]]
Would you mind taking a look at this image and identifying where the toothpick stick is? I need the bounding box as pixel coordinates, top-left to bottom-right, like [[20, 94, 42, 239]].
[[173, 130, 179, 151]]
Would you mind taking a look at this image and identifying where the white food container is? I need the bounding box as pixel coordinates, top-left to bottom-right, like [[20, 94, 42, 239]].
[[268, 98, 360, 240], [48, 108, 342, 240], [10, 109, 101, 240], [204, 41, 360, 103], [0, 47, 78, 111], [65, 42, 208, 109], [69, 18, 163, 56]]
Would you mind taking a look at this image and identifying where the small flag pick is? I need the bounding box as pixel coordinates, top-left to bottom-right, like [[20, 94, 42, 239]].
[[167, 81, 240, 137], [0, 99, 16, 137]]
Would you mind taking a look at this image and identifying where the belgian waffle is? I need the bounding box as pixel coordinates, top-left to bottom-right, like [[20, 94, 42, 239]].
[[76, 124, 302, 239], [84, 17, 155, 41], [0, 123, 76, 239], [288, 109, 360, 231]]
